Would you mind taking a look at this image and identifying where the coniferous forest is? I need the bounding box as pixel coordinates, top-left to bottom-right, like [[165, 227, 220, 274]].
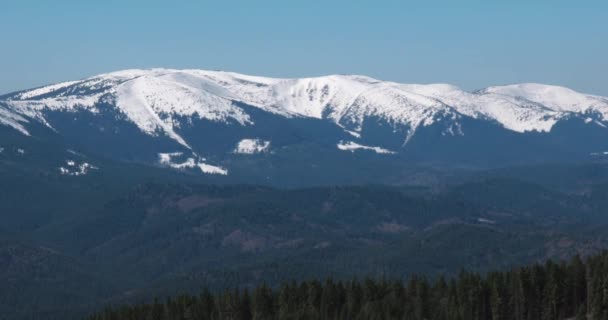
[[88, 251, 608, 320]]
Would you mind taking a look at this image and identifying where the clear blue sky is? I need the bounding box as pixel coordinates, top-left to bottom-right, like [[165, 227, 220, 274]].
[[1, 0, 607, 95]]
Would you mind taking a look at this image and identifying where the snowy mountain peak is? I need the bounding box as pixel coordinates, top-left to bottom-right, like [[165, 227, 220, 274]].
[[2, 69, 608, 143], [481, 83, 608, 113]]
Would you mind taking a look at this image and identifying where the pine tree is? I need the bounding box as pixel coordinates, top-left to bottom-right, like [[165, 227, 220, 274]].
[[575, 305, 587, 320], [569, 255, 587, 316], [252, 283, 274, 320], [239, 288, 252, 320], [87, 251, 608, 320], [490, 275, 505, 320]]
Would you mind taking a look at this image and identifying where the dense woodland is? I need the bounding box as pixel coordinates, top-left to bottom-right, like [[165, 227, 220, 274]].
[[4, 160, 608, 319], [89, 251, 608, 320]]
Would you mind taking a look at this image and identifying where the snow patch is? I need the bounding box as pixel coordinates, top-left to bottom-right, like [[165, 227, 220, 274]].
[[158, 152, 184, 164], [477, 218, 496, 224], [0, 106, 30, 135], [15, 80, 80, 100], [233, 139, 270, 154], [158, 152, 227, 175], [337, 141, 396, 154], [66, 149, 83, 156], [59, 161, 98, 176], [197, 162, 229, 175], [590, 151, 608, 156], [345, 130, 361, 138]]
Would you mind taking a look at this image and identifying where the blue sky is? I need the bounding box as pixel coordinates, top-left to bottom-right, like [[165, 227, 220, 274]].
[[1, 0, 607, 95]]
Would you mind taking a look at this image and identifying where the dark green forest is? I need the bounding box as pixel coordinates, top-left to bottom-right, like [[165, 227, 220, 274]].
[[3, 159, 608, 319], [89, 251, 608, 320]]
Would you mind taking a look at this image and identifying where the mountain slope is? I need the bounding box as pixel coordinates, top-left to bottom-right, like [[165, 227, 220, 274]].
[[4, 165, 608, 319], [1, 69, 608, 184], [5, 69, 608, 136]]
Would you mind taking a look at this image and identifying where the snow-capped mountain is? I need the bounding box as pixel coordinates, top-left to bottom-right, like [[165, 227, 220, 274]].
[[1, 68, 607, 183]]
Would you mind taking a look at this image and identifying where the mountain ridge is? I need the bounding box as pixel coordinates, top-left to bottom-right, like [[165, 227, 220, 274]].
[[3, 68, 608, 138], [1, 68, 608, 183]]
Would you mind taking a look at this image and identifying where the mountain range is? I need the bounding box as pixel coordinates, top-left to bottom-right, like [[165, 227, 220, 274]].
[[3, 69, 608, 318], [1, 69, 608, 185]]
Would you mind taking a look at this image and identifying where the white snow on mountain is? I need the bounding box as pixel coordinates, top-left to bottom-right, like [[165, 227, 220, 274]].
[[482, 83, 608, 113], [158, 152, 228, 175], [590, 151, 608, 156], [158, 152, 184, 164], [196, 162, 229, 175], [397, 83, 564, 133], [59, 160, 98, 176], [114, 73, 254, 148], [15, 80, 81, 100], [233, 139, 271, 154], [337, 141, 396, 154], [2, 69, 608, 145], [0, 105, 30, 135]]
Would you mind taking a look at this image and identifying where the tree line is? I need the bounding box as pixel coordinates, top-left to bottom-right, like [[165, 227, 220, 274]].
[[88, 251, 608, 320]]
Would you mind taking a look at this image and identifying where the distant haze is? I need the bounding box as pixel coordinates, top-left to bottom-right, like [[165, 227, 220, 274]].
[[1, 1, 606, 95]]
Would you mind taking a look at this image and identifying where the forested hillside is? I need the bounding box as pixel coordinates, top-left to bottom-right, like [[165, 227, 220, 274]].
[[89, 251, 608, 320], [3, 163, 608, 319]]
